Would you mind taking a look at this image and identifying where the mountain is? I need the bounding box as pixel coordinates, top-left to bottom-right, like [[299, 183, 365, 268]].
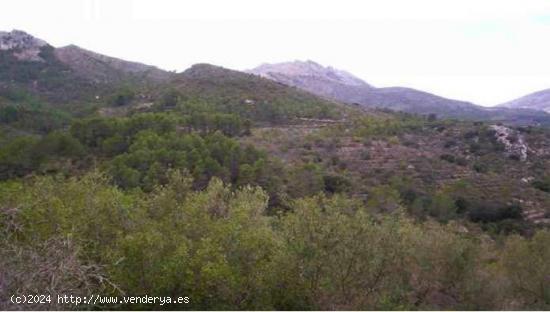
[[2, 30, 549, 126], [498, 89, 550, 113], [249, 60, 550, 125], [249, 60, 478, 116], [252, 60, 371, 88], [0, 30, 342, 125], [0, 30, 173, 105], [54, 45, 173, 84], [159, 63, 345, 123], [0, 29, 48, 61]]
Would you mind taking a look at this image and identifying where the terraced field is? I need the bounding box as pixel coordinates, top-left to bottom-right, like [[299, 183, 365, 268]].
[[242, 117, 550, 225]]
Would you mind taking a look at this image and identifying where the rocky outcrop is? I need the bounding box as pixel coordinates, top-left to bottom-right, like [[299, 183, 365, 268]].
[[489, 125, 528, 161], [0, 30, 48, 61]]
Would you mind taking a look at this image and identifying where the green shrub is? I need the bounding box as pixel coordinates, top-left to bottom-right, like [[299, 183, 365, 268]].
[[323, 174, 351, 194], [473, 162, 488, 173], [532, 177, 550, 193], [467, 202, 522, 223], [440, 154, 456, 163]]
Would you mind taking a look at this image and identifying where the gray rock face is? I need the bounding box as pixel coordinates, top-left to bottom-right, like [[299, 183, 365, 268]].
[[499, 89, 550, 113], [490, 125, 528, 161], [251, 60, 371, 88], [0, 30, 48, 61]]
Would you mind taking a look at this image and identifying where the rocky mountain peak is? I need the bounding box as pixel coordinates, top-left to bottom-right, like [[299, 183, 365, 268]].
[[250, 60, 371, 88], [0, 29, 48, 61]]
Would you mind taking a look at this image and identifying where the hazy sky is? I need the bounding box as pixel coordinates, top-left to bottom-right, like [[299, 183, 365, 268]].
[[1, 0, 550, 106]]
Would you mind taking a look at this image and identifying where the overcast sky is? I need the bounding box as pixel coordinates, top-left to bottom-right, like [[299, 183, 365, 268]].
[[1, 0, 550, 106]]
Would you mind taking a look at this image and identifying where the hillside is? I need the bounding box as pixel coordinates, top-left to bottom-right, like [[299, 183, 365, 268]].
[[0, 30, 174, 108], [0, 30, 102, 103], [54, 45, 174, 84], [148, 63, 345, 123], [499, 88, 550, 113], [249, 60, 550, 125]]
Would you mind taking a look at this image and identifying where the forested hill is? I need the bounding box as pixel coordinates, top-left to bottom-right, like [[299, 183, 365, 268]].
[[161, 63, 343, 123]]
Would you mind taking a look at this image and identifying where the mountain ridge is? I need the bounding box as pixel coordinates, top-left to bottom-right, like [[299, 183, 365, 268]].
[[498, 88, 550, 113], [54, 44, 174, 84], [1, 30, 550, 126], [0, 31, 343, 125], [0, 29, 48, 61], [248, 60, 550, 125]]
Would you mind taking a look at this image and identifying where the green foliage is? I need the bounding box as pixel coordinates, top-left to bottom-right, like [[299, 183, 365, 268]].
[[0, 130, 85, 179], [182, 112, 250, 137], [426, 192, 458, 222], [366, 185, 402, 213], [440, 154, 467, 166], [109, 87, 135, 106], [287, 162, 325, 198], [0, 105, 18, 123], [109, 131, 266, 191], [0, 91, 72, 133], [1, 173, 549, 310], [159, 88, 181, 108], [110, 178, 277, 309], [440, 153, 456, 163], [162, 64, 342, 124], [400, 221, 499, 310], [273, 195, 408, 309], [467, 202, 523, 223], [71, 113, 177, 151], [70, 117, 120, 149], [473, 161, 489, 173], [323, 174, 352, 194], [532, 176, 550, 193], [34, 131, 86, 159], [0, 136, 41, 179], [501, 230, 550, 308], [0, 46, 103, 103], [352, 114, 425, 138]]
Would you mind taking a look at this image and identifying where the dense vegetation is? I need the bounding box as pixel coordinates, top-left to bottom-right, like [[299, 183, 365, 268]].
[[1, 172, 549, 310], [0, 46, 107, 104], [1, 105, 549, 310]]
